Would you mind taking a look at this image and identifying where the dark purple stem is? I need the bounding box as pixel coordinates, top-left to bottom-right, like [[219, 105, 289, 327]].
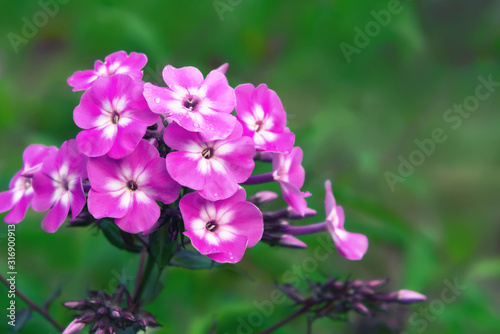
[[255, 305, 310, 334], [283, 222, 327, 235], [243, 172, 275, 185]]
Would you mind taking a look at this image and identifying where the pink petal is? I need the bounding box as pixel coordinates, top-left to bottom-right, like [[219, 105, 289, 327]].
[[107, 120, 148, 159], [87, 189, 129, 219], [63, 140, 88, 177], [324, 180, 336, 217], [221, 201, 263, 247], [279, 180, 307, 216], [115, 192, 160, 233], [329, 228, 368, 261], [41, 197, 70, 233], [195, 107, 236, 141], [166, 152, 205, 190], [201, 69, 235, 114], [215, 63, 229, 74], [206, 232, 248, 263], [119, 139, 159, 173], [254, 84, 287, 131], [87, 156, 126, 192], [73, 91, 109, 129], [32, 172, 58, 212], [137, 157, 180, 204], [0, 190, 15, 214], [69, 183, 86, 220], [256, 130, 295, 154], [215, 136, 255, 183], [143, 83, 178, 116], [76, 125, 116, 157], [113, 52, 147, 79], [197, 160, 239, 201], [22, 144, 58, 175], [4, 193, 32, 223], [163, 122, 204, 152], [162, 65, 204, 91], [103, 51, 128, 65], [67, 69, 98, 91]]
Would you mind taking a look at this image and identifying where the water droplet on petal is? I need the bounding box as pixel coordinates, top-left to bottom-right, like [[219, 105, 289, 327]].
[[194, 123, 199, 127], [214, 193, 218, 197], [155, 98, 160, 103]]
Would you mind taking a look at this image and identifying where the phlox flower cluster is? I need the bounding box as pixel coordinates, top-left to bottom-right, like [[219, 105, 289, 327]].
[[1, 51, 369, 263]]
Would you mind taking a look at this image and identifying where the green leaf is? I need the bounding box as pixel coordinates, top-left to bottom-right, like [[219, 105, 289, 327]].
[[12, 308, 31, 333], [42, 286, 61, 310], [149, 221, 178, 271], [99, 220, 143, 253], [169, 250, 216, 270]]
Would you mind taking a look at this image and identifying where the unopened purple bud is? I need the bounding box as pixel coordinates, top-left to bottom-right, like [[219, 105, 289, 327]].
[[108, 326, 117, 334], [64, 300, 87, 310], [139, 318, 148, 327], [97, 307, 107, 315], [280, 235, 308, 249], [147, 138, 159, 148], [79, 311, 96, 323], [122, 312, 136, 322], [249, 191, 279, 206], [95, 329, 106, 334], [396, 289, 427, 304], [62, 319, 86, 334], [353, 302, 371, 316], [367, 278, 389, 289], [110, 308, 121, 318]]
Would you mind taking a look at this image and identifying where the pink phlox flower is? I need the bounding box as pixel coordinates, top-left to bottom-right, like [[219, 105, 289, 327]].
[[235, 83, 295, 153], [180, 188, 263, 263], [31, 140, 88, 233], [87, 140, 180, 234], [324, 180, 368, 260], [272, 147, 308, 216], [164, 121, 255, 201], [74, 74, 158, 159], [143, 65, 236, 140], [67, 51, 147, 91], [0, 144, 57, 223]]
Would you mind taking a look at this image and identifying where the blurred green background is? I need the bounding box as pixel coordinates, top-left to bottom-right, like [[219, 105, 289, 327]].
[[1, 0, 500, 333]]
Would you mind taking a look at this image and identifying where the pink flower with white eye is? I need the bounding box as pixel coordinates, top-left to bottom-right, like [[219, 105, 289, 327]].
[[324, 180, 368, 260], [180, 188, 263, 263], [67, 51, 147, 91], [235, 83, 295, 154], [74, 74, 158, 159], [87, 140, 180, 234], [272, 147, 309, 216], [31, 140, 88, 233], [0, 144, 57, 223], [143, 65, 236, 140], [164, 122, 255, 201]]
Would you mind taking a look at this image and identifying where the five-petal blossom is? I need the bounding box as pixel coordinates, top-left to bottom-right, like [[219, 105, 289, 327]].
[[164, 122, 255, 201], [67, 51, 147, 91], [0, 144, 57, 223], [31, 140, 88, 233], [235, 83, 295, 153], [143, 65, 236, 140], [74, 74, 158, 159], [87, 140, 180, 234], [180, 188, 263, 263]]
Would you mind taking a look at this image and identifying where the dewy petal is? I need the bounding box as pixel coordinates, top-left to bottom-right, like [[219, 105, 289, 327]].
[[197, 159, 239, 201], [87, 189, 129, 219], [162, 65, 204, 92], [143, 83, 179, 116], [195, 106, 236, 141], [215, 135, 255, 183], [119, 139, 159, 176], [41, 197, 70, 233], [206, 232, 248, 263], [115, 191, 160, 233]]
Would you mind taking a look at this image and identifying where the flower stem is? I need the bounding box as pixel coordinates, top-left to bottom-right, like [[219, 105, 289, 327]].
[[283, 222, 327, 235], [0, 273, 64, 332], [132, 250, 156, 308], [243, 172, 274, 185], [256, 305, 310, 334]]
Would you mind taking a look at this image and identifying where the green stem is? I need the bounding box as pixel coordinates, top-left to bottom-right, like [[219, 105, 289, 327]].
[[0, 273, 64, 332], [132, 251, 156, 308], [255, 305, 310, 334]]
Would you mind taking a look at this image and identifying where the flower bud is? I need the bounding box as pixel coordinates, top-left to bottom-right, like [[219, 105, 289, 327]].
[[62, 319, 86, 334]]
